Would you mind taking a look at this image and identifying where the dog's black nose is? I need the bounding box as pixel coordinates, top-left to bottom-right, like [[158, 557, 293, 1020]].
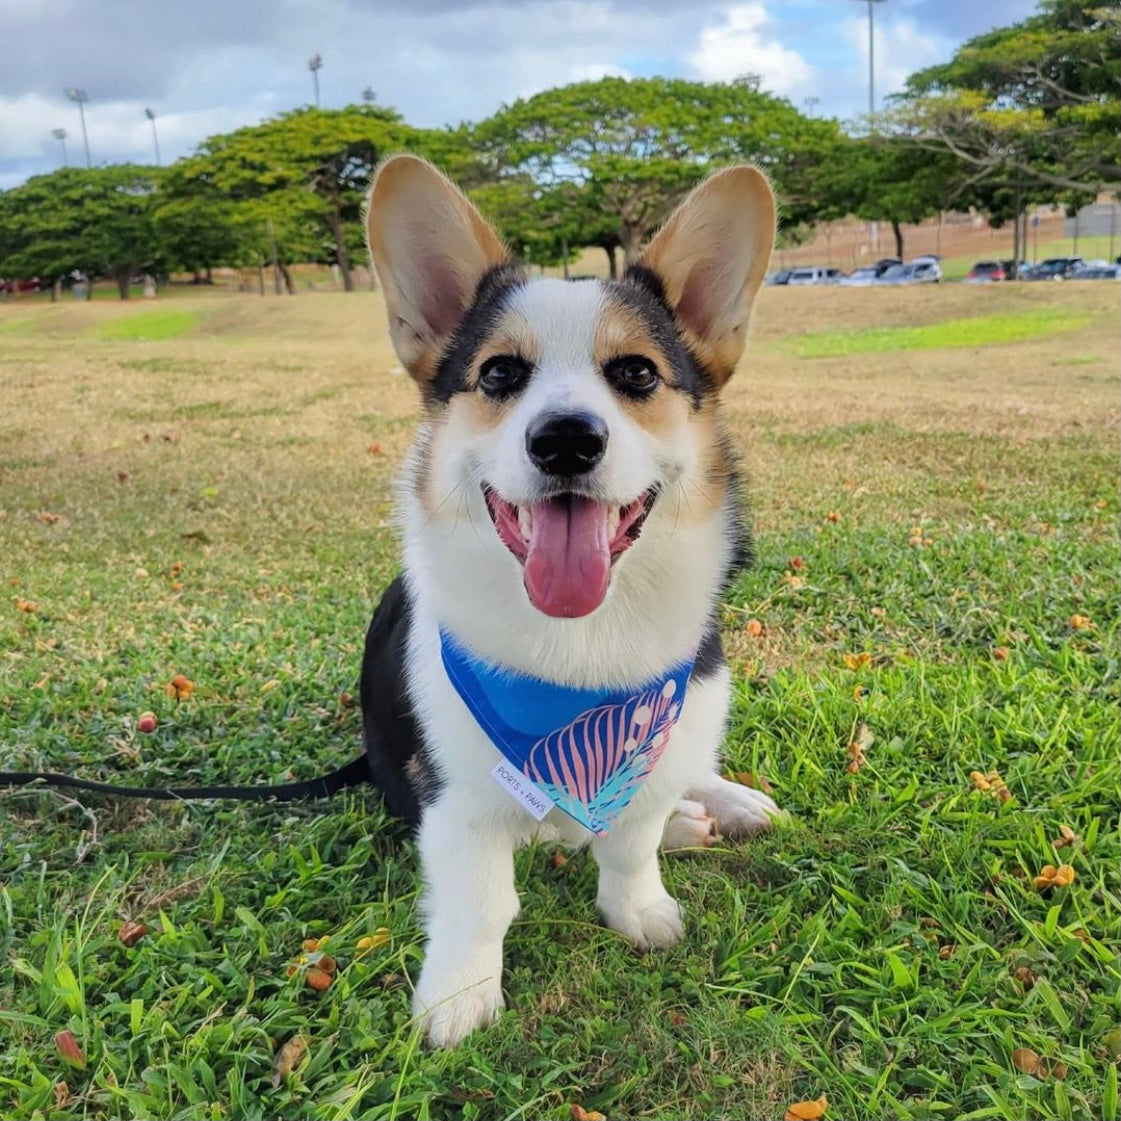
[[525, 412, 608, 476]]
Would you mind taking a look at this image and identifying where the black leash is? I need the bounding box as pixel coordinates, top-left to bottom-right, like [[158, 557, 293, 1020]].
[[0, 752, 372, 803]]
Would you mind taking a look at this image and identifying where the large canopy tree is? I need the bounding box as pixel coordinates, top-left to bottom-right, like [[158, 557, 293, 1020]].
[[890, 0, 1120, 197], [0, 166, 163, 299], [471, 76, 840, 262], [825, 137, 964, 258], [170, 105, 409, 291]]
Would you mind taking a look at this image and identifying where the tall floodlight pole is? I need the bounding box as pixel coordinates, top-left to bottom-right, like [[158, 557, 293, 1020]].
[[144, 107, 161, 166], [362, 85, 375, 105], [741, 72, 762, 92], [859, 0, 886, 123], [66, 88, 91, 167], [308, 53, 323, 107], [52, 128, 69, 167], [853, 0, 885, 252], [803, 96, 820, 117]]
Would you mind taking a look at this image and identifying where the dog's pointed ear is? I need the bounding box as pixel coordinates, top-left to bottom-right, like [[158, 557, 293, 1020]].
[[637, 166, 775, 386], [366, 155, 511, 382]]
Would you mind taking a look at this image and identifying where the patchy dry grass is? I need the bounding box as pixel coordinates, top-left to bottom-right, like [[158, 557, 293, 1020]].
[[1, 283, 1118, 1121]]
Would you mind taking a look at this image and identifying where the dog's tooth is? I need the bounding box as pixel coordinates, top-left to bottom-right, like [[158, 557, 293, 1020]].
[[518, 505, 532, 539], [607, 507, 620, 538]]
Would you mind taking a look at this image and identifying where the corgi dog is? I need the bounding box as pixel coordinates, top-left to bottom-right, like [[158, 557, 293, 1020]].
[[360, 155, 779, 1048]]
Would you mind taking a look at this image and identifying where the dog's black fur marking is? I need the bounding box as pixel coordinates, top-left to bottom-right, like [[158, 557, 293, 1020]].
[[610, 265, 713, 407], [690, 616, 726, 681], [428, 264, 527, 404], [360, 575, 432, 825]]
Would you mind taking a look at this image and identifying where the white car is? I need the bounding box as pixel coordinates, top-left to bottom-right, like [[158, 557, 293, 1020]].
[[880, 260, 942, 285], [786, 266, 844, 286], [839, 266, 882, 287]]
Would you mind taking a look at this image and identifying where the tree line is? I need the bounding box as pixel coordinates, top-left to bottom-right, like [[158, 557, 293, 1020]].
[[0, 0, 1115, 299]]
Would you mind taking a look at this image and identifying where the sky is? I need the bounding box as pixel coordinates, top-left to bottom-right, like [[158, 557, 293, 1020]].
[[0, 0, 1039, 190]]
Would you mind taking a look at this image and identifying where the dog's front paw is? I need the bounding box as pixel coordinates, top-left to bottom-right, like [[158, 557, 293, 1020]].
[[600, 890, 683, 951], [697, 775, 781, 837], [413, 970, 504, 1049], [662, 798, 721, 850]]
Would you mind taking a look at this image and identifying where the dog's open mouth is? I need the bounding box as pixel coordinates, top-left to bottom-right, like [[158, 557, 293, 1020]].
[[483, 487, 657, 618]]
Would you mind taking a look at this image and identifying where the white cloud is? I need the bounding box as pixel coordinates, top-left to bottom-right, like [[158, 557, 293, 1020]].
[[686, 2, 815, 96]]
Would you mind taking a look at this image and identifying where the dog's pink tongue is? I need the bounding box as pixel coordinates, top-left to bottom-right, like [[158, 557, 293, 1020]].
[[523, 496, 611, 618]]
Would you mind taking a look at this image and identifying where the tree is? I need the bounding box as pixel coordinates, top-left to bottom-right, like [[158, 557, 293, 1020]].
[[472, 77, 840, 262], [891, 0, 1120, 197], [826, 137, 962, 258], [178, 105, 408, 291], [0, 166, 163, 299]]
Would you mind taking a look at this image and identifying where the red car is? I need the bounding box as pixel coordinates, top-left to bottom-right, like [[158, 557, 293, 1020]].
[[0, 277, 42, 294], [966, 261, 1006, 283]]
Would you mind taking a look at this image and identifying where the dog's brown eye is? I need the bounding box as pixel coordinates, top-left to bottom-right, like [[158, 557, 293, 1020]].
[[605, 356, 660, 397], [478, 356, 531, 399]]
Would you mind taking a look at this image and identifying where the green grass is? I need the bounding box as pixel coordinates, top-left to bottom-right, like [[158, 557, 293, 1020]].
[[95, 309, 200, 342], [792, 310, 1088, 358], [1, 287, 1118, 1121]]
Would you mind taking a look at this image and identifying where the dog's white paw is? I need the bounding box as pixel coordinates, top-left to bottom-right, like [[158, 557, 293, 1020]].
[[693, 775, 781, 838], [600, 890, 684, 951], [662, 799, 721, 849], [413, 971, 504, 1049]]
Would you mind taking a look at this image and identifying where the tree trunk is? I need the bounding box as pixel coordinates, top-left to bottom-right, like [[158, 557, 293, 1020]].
[[280, 263, 296, 295], [257, 264, 265, 296], [620, 224, 645, 265], [205, 265, 213, 284], [327, 205, 354, 292], [891, 220, 904, 260], [116, 270, 131, 300], [85, 278, 94, 300], [602, 244, 618, 279], [51, 278, 61, 303]]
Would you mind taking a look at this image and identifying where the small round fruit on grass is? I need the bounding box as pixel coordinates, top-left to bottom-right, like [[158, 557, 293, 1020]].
[[137, 712, 158, 733], [305, 968, 333, 992]]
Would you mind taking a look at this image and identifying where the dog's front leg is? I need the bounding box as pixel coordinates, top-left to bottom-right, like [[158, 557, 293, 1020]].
[[413, 796, 519, 1048], [593, 810, 683, 951]]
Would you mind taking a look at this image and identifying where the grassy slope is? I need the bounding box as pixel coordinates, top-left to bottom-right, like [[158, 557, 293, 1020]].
[[1, 284, 1118, 1121]]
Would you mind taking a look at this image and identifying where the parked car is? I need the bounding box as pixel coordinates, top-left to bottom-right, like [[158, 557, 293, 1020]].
[[965, 260, 1008, 283], [786, 266, 844, 286], [880, 259, 942, 285], [839, 266, 882, 287], [874, 257, 902, 273], [0, 277, 41, 294], [1026, 256, 1083, 281], [765, 269, 793, 286], [1071, 263, 1121, 280]]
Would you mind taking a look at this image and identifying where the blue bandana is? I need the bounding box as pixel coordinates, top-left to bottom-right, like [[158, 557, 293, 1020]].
[[439, 630, 695, 836]]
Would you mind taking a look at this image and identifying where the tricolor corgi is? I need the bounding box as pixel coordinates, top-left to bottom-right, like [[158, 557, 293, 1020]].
[[360, 155, 779, 1048]]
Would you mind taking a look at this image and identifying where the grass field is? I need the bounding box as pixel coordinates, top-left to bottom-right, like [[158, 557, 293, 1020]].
[[1, 282, 1118, 1121]]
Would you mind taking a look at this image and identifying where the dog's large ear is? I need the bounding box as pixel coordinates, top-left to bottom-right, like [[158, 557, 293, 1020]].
[[637, 166, 775, 386], [366, 155, 510, 382]]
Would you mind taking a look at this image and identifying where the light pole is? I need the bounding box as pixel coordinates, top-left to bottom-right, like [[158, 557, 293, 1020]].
[[66, 88, 91, 167], [52, 128, 69, 167], [740, 72, 762, 92], [853, 0, 885, 252], [803, 96, 820, 117], [144, 107, 161, 166], [855, 0, 885, 124], [362, 85, 375, 105], [308, 53, 323, 107]]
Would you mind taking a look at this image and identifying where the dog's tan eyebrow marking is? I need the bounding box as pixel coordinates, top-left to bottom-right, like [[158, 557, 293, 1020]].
[[468, 308, 541, 382], [594, 297, 672, 379]]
